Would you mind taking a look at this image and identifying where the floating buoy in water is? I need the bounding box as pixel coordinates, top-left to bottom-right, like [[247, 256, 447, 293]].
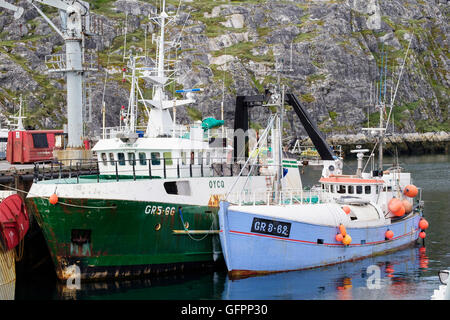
[[419, 231, 426, 239], [342, 234, 352, 245], [49, 193, 58, 205], [388, 198, 402, 213], [336, 233, 343, 242], [342, 206, 351, 215], [404, 184, 418, 198], [339, 224, 347, 237], [402, 199, 413, 214], [385, 230, 394, 240], [419, 218, 429, 230]]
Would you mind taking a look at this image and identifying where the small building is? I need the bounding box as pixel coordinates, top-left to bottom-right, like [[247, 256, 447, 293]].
[[6, 130, 65, 164]]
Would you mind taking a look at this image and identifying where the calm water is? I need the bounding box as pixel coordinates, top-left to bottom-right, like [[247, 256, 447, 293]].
[[14, 154, 450, 300]]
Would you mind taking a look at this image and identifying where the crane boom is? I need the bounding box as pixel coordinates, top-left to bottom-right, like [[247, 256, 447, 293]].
[[0, 0, 24, 19]]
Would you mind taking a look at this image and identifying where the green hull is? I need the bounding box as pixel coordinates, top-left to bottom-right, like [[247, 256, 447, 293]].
[[26, 196, 222, 280]]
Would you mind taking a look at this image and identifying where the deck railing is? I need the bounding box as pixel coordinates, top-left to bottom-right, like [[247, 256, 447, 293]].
[[227, 188, 323, 206], [32, 156, 283, 183]]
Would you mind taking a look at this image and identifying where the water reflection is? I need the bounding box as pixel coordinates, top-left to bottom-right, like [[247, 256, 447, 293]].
[[222, 244, 431, 300], [50, 244, 434, 300], [54, 270, 227, 300]]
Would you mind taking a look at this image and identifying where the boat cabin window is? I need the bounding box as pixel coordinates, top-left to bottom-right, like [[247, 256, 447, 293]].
[[128, 152, 136, 166], [348, 185, 354, 194], [118, 153, 125, 166], [109, 153, 114, 164], [365, 186, 371, 194], [356, 185, 363, 194], [101, 153, 107, 165], [206, 152, 211, 165], [181, 152, 187, 165], [337, 185, 346, 194], [190, 151, 195, 164], [138, 152, 146, 166], [32, 133, 49, 148], [198, 152, 203, 165], [163, 152, 173, 166], [151, 152, 161, 165], [330, 185, 335, 193]]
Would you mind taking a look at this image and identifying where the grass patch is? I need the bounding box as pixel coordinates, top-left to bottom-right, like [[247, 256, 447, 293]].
[[300, 93, 315, 103], [293, 31, 317, 43], [306, 73, 326, 85], [186, 106, 202, 121]]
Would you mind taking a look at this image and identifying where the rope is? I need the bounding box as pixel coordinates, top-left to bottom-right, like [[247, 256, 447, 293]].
[[14, 239, 24, 262], [0, 183, 116, 210], [177, 207, 216, 242], [56, 202, 117, 210]]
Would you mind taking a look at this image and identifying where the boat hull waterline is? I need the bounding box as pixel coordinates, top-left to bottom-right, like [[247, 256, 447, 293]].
[[219, 202, 422, 279]]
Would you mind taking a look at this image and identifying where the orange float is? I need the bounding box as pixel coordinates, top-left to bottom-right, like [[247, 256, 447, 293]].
[[49, 193, 58, 205], [404, 184, 418, 198], [402, 199, 413, 214], [385, 230, 394, 240], [342, 234, 352, 245], [392, 205, 405, 217], [335, 233, 343, 242], [342, 206, 351, 214], [339, 224, 347, 237], [388, 198, 402, 213], [419, 231, 426, 239], [419, 218, 429, 230]]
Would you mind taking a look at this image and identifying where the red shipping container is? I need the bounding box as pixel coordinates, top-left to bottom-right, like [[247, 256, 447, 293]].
[[6, 130, 65, 164]]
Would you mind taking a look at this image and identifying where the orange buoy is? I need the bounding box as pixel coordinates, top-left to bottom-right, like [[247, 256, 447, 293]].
[[336, 233, 344, 242], [49, 193, 58, 205], [419, 218, 429, 230], [388, 198, 402, 213], [342, 206, 351, 215], [342, 234, 352, 245], [339, 224, 347, 237], [404, 184, 418, 198], [419, 231, 426, 239], [385, 230, 394, 240], [392, 205, 405, 217], [402, 199, 413, 214]]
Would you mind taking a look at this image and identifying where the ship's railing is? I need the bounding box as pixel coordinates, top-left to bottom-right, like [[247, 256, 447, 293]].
[[32, 156, 280, 183], [44, 53, 98, 73], [228, 188, 323, 206], [291, 143, 343, 159], [90, 125, 253, 145]]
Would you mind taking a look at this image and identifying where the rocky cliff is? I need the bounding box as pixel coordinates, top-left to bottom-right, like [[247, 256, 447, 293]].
[[0, 0, 448, 139]]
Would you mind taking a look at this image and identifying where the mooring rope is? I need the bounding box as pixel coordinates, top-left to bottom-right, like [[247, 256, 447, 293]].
[[0, 182, 116, 210], [177, 207, 217, 242]]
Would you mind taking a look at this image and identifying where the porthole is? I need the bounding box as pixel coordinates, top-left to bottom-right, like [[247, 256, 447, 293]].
[[155, 223, 161, 231], [184, 221, 189, 229]]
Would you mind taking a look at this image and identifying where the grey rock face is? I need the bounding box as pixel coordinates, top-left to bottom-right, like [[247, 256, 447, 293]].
[[0, 0, 447, 136]]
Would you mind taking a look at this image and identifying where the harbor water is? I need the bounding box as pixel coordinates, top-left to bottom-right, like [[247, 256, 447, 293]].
[[13, 154, 450, 300]]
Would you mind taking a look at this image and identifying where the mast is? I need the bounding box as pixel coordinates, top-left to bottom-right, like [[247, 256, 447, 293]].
[[378, 101, 384, 170], [142, 0, 194, 137]]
